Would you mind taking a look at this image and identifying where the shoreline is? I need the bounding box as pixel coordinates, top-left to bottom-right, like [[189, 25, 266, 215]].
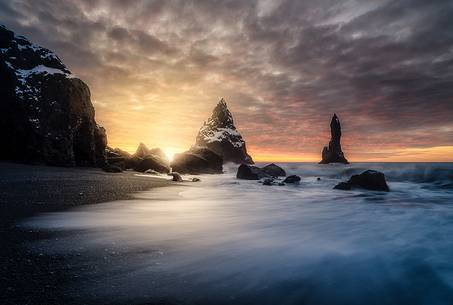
[[0, 162, 173, 228], [0, 161, 174, 305]]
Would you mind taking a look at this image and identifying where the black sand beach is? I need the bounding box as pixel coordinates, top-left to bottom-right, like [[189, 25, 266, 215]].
[[0, 162, 171, 305]]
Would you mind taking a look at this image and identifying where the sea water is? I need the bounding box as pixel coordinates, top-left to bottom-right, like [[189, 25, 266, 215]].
[[20, 163, 453, 305]]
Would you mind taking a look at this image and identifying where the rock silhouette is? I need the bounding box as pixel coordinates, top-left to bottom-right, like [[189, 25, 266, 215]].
[[171, 147, 223, 174], [195, 98, 253, 164], [334, 170, 389, 191], [319, 114, 349, 164], [283, 175, 301, 183], [261, 163, 286, 177], [236, 164, 271, 180], [0, 25, 106, 166]]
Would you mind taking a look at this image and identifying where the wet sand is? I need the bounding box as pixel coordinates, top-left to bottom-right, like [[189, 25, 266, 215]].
[[0, 162, 172, 305]]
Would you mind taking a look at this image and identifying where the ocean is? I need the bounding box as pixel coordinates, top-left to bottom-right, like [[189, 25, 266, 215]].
[[20, 162, 453, 305]]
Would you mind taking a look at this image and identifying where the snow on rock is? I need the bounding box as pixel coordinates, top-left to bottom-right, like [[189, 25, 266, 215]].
[[16, 64, 70, 79], [0, 27, 75, 103], [195, 98, 254, 164]]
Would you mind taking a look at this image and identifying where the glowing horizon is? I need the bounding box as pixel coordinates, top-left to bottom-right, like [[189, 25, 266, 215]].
[[3, 0, 453, 162]]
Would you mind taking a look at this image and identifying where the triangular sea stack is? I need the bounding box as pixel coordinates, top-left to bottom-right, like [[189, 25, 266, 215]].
[[194, 98, 253, 164]]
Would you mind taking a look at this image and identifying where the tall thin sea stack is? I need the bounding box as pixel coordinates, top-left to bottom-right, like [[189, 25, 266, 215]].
[[319, 113, 349, 164]]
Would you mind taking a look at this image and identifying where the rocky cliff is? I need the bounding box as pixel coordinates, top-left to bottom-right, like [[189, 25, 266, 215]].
[[0, 25, 106, 166], [319, 113, 349, 164], [195, 98, 253, 164]]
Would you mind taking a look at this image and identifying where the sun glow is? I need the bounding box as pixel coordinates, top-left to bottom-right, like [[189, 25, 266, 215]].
[[162, 147, 181, 162]]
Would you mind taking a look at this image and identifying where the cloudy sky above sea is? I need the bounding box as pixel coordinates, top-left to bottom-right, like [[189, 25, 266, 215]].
[[1, 0, 453, 161]]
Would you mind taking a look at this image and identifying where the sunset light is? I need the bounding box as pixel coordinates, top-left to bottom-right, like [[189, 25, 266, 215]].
[[2, 1, 453, 304]]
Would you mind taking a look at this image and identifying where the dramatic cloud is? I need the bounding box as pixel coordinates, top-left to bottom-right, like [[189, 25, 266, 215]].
[[1, 0, 452, 160]]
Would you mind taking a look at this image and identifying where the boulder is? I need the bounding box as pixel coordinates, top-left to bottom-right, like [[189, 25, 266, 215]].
[[105, 146, 131, 169], [319, 114, 349, 164], [236, 164, 270, 180], [334, 170, 390, 191], [283, 175, 301, 183], [261, 163, 286, 177], [0, 25, 106, 166], [134, 155, 170, 173], [192, 177, 201, 182], [194, 98, 253, 164], [169, 172, 183, 182], [171, 147, 223, 174], [106, 147, 131, 159]]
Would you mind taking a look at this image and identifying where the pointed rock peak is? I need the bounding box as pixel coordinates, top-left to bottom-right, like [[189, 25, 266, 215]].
[[215, 97, 228, 109], [209, 98, 234, 128], [194, 98, 254, 164], [137, 142, 148, 151], [320, 113, 349, 164], [332, 113, 340, 124], [134, 142, 150, 158]]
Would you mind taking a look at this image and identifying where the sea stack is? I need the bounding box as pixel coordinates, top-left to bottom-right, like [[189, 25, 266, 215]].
[[0, 25, 106, 166], [319, 113, 349, 164], [194, 98, 253, 164]]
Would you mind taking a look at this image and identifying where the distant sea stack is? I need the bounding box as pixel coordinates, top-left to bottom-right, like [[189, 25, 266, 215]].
[[194, 98, 254, 164], [319, 114, 349, 164], [0, 25, 106, 166], [106, 143, 170, 173]]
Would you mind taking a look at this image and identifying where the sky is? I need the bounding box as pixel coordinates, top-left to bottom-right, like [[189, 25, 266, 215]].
[[1, 0, 453, 161]]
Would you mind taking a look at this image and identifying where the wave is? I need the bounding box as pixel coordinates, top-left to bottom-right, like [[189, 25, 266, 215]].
[[233, 162, 453, 187]]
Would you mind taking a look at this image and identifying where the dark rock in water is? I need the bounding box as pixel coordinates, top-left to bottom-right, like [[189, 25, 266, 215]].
[[334, 170, 390, 191], [319, 114, 349, 164], [192, 177, 201, 182], [261, 163, 286, 177], [236, 164, 270, 180], [0, 25, 106, 166], [283, 175, 301, 183], [169, 172, 183, 182], [195, 98, 253, 164], [333, 182, 351, 190], [134, 155, 170, 173], [262, 178, 274, 185], [317, 177, 321, 181], [171, 147, 223, 174], [349, 170, 389, 191], [102, 164, 123, 173]]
